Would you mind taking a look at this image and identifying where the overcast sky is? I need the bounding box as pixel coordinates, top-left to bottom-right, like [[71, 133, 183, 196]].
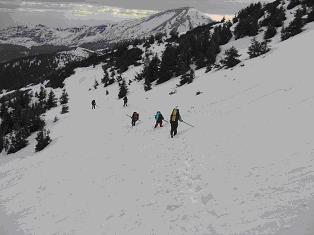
[[0, 0, 269, 28]]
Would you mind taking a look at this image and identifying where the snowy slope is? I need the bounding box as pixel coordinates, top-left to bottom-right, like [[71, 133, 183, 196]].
[[0, 8, 212, 48], [54, 47, 96, 69], [1, 16, 314, 235]]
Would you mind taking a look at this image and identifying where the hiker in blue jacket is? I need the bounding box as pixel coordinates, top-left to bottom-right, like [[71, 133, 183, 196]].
[[154, 111, 164, 128]]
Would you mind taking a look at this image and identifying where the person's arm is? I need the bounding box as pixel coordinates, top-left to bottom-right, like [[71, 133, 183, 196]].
[[179, 113, 183, 122]]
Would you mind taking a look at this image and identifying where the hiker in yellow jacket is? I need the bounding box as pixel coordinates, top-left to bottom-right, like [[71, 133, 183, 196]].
[[170, 106, 183, 138]]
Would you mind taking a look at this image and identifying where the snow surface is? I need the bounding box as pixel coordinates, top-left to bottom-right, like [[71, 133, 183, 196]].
[[1, 22, 314, 235]]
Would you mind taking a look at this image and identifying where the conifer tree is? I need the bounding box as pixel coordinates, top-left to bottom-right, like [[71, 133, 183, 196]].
[[144, 54, 161, 91], [281, 25, 289, 41], [264, 25, 277, 39], [288, 9, 305, 35], [7, 129, 29, 154], [28, 109, 45, 132], [220, 47, 241, 68], [35, 128, 52, 152], [144, 78, 152, 91], [38, 86, 47, 110], [38, 86, 46, 100], [281, 9, 304, 41], [157, 45, 178, 84], [0, 102, 6, 119], [179, 69, 195, 86], [287, 0, 300, 10], [308, 8, 314, 22], [60, 89, 69, 105], [61, 104, 69, 114], [205, 64, 212, 73], [46, 90, 57, 109], [248, 38, 270, 58], [118, 80, 128, 99], [101, 70, 110, 86]]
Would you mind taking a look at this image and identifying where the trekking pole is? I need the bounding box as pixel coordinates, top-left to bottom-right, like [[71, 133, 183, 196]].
[[163, 120, 169, 123], [182, 120, 195, 127]]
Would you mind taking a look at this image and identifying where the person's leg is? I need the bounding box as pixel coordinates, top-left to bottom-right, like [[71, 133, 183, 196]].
[[154, 122, 158, 128], [159, 121, 163, 127], [170, 122, 174, 137], [174, 123, 178, 136]]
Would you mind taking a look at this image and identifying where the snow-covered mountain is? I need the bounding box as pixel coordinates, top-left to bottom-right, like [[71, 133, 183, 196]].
[[0, 7, 212, 48]]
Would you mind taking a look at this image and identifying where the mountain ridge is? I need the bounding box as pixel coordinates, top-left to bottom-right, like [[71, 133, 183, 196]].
[[0, 7, 213, 49]]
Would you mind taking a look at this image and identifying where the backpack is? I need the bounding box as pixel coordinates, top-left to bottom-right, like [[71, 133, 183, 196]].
[[132, 112, 139, 121], [155, 112, 160, 121], [170, 109, 178, 122], [170, 109, 181, 122]]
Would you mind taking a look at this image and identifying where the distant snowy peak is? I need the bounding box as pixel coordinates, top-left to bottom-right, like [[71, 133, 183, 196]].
[[151, 7, 213, 34], [0, 7, 212, 48], [109, 7, 213, 39]]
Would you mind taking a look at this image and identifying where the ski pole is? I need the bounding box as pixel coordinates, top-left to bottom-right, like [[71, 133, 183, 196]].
[[182, 120, 195, 127]]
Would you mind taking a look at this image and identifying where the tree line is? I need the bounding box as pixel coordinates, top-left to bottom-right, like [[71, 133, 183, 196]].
[[0, 87, 69, 154]]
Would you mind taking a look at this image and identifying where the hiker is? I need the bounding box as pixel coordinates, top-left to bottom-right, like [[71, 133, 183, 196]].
[[91, 100, 96, 109], [123, 96, 128, 107], [170, 106, 183, 138], [154, 111, 164, 128], [131, 112, 139, 126]]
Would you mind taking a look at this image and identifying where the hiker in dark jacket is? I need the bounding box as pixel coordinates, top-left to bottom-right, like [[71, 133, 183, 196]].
[[123, 96, 128, 107], [170, 106, 183, 138], [131, 112, 139, 126], [91, 100, 96, 109], [154, 111, 164, 128]]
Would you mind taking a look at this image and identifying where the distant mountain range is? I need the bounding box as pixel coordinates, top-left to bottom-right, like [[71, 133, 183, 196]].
[[0, 7, 213, 63]]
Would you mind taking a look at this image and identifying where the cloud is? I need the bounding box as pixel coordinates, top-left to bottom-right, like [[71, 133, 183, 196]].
[[0, 1, 159, 28], [0, 11, 14, 28]]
